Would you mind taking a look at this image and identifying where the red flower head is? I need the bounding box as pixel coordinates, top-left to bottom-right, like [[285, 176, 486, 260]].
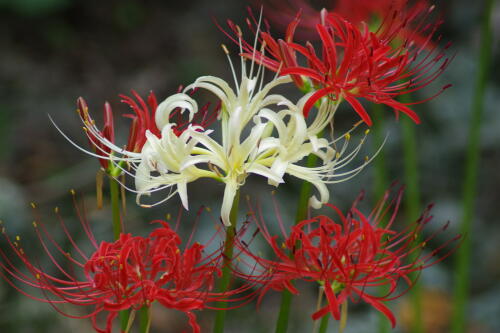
[[256, 0, 432, 39], [235, 188, 460, 327], [77, 88, 220, 173], [77, 90, 158, 171], [0, 201, 237, 333], [223, 5, 452, 126]]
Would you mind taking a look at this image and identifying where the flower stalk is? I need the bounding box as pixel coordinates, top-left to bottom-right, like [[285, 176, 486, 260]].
[[275, 151, 318, 333], [139, 306, 152, 333], [108, 166, 135, 331], [452, 0, 495, 332], [401, 98, 423, 333], [213, 189, 240, 333], [109, 175, 122, 240], [372, 104, 391, 333]]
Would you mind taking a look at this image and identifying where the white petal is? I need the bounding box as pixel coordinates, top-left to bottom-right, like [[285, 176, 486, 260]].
[[247, 164, 284, 185], [177, 182, 189, 210], [221, 179, 239, 227], [156, 94, 198, 130]]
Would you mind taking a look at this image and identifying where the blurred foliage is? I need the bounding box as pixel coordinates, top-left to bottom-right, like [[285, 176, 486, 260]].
[[0, 0, 70, 16]]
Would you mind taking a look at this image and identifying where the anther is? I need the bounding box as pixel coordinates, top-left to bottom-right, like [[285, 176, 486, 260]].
[[30, 202, 36, 209], [221, 44, 230, 55]]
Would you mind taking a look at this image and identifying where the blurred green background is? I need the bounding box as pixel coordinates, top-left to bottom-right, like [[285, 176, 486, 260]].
[[0, 0, 498, 332]]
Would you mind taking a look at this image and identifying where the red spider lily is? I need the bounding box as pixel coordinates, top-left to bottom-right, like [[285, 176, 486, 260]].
[[222, 6, 451, 126], [0, 202, 244, 333], [78, 88, 220, 172], [234, 188, 461, 327], [255, 0, 431, 41], [77, 91, 158, 171]]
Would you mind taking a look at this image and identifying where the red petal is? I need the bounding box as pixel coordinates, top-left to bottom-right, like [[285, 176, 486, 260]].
[[385, 100, 421, 124], [344, 95, 373, 126], [303, 87, 335, 117], [362, 295, 396, 328], [280, 66, 324, 82], [323, 282, 340, 320]]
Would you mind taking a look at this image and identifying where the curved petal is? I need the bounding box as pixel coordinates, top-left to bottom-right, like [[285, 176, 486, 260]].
[[221, 179, 239, 227], [156, 93, 198, 130]]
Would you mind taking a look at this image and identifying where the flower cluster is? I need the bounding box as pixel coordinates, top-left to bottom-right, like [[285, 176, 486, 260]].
[[0, 204, 236, 333], [224, 3, 451, 125], [234, 188, 460, 326], [71, 47, 373, 226]]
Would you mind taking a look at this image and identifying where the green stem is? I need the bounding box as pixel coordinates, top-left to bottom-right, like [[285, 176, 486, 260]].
[[275, 153, 318, 333], [213, 190, 240, 333], [108, 175, 131, 330], [372, 104, 389, 201], [139, 306, 152, 333], [318, 314, 329, 333], [295, 153, 319, 222], [109, 176, 122, 240], [372, 104, 391, 333], [275, 290, 293, 333], [452, 1, 495, 332], [401, 97, 423, 333]]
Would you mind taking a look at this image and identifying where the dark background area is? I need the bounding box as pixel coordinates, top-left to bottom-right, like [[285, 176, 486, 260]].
[[0, 0, 498, 332]]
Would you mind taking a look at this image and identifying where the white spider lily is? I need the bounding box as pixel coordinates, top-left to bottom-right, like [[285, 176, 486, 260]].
[[53, 53, 373, 227], [128, 46, 373, 226], [53, 34, 373, 226]]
